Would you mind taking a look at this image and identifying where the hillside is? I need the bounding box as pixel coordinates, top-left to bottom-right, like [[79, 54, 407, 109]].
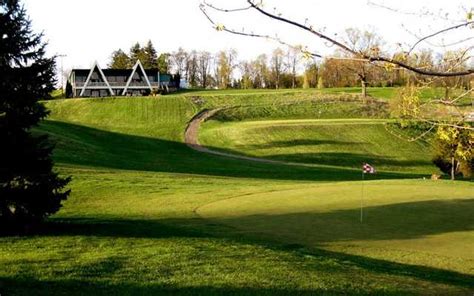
[[199, 118, 435, 174], [1, 90, 472, 295]]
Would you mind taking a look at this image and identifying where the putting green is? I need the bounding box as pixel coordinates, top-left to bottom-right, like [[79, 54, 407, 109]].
[[197, 179, 474, 275]]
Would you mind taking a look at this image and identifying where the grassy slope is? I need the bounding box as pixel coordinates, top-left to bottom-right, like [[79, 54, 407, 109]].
[[177, 86, 430, 100], [37, 97, 364, 181], [179, 86, 473, 103], [199, 119, 436, 174], [1, 90, 473, 295]]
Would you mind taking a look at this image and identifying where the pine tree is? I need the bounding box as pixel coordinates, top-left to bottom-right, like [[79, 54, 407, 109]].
[[109, 49, 130, 69], [0, 0, 70, 232], [143, 40, 157, 69], [129, 42, 146, 67]]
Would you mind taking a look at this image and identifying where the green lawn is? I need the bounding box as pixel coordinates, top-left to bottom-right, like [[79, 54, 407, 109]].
[[199, 118, 436, 174], [177, 86, 391, 98], [179, 86, 469, 102], [198, 180, 474, 275], [0, 90, 473, 295]]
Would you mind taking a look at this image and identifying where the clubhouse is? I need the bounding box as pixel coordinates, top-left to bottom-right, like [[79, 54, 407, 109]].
[[66, 60, 178, 98]]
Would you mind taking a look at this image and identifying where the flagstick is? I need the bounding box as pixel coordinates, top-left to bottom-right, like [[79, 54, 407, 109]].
[[360, 171, 364, 223]]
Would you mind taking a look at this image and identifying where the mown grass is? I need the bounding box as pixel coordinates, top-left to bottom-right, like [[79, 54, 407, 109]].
[[199, 118, 436, 174], [208, 98, 388, 121], [1, 90, 473, 295], [177, 86, 397, 98], [179, 86, 468, 102], [198, 180, 474, 275]]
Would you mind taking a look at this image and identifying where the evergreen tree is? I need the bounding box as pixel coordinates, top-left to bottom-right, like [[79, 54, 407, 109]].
[[129, 42, 147, 67], [143, 40, 157, 69], [109, 49, 130, 69], [187, 50, 199, 87], [0, 0, 70, 232]]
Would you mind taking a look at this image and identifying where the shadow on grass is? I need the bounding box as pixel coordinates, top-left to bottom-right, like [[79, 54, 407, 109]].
[[0, 277, 404, 296], [3, 214, 472, 293], [288, 247, 474, 291], [207, 198, 474, 243], [213, 149, 432, 170], [238, 139, 363, 149], [264, 152, 433, 169], [38, 120, 426, 182], [42, 218, 207, 239]]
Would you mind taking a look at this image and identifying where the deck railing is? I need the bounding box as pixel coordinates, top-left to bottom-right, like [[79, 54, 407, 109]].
[[75, 82, 160, 87]]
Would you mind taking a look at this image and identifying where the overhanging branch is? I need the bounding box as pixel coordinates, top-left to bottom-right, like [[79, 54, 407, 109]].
[[245, 0, 474, 77], [408, 21, 474, 54], [200, 3, 322, 59]]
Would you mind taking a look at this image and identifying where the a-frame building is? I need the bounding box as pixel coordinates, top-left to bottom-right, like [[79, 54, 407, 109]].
[[67, 60, 176, 97]]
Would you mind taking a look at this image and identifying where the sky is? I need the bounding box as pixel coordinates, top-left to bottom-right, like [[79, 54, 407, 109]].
[[23, 0, 472, 76]]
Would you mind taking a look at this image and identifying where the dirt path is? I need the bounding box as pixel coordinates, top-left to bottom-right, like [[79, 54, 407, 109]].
[[184, 109, 315, 167]]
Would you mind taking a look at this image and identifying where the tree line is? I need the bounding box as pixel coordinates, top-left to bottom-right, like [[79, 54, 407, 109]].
[[111, 31, 472, 98]]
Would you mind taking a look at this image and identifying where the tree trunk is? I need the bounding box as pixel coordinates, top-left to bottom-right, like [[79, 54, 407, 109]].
[[361, 79, 367, 98], [451, 156, 455, 180]]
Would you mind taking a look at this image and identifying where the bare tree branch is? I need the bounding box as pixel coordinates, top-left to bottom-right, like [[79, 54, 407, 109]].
[[202, 0, 252, 12], [200, 3, 322, 59], [422, 120, 474, 131], [367, 1, 464, 22], [424, 87, 473, 106], [237, 0, 474, 77], [384, 122, 436, 142], [408, 21, 474, 54], [403, 25, 474, 49]]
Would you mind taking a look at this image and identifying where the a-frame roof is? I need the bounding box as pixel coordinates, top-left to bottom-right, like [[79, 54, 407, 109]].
[[121, 60, 153, 95], [79, 61, 115, 96]]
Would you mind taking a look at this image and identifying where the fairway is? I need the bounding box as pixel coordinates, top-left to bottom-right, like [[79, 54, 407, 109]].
[[1, 90, 473, 295]]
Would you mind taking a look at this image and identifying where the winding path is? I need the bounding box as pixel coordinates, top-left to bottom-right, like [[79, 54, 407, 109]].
[[184, 109, 316, 168]]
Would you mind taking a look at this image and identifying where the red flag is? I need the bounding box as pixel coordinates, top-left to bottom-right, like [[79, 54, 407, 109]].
[[363, 163, 376, 174]]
